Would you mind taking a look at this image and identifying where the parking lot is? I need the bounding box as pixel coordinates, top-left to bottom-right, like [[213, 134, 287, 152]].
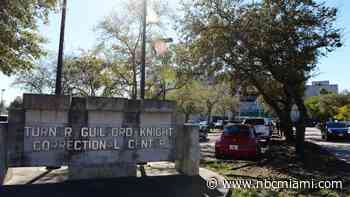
[[201, 127, 350, 164]]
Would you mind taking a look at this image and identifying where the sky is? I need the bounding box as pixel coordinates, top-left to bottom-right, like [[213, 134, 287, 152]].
[[1, 0, 349, 105]]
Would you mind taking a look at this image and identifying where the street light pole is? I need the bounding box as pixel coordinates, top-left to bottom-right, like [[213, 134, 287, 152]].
[[139, 0, 148, 176], [55, 0, 67, 96], [1, 89, 4, 104], [140, 0, 147, 100], [1, 89, 5, 115]]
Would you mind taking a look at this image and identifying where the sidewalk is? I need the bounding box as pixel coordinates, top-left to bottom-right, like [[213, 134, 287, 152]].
[[3, 162, 229, 197]]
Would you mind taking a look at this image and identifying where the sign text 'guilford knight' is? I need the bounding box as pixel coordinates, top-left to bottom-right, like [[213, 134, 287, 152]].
[[24, 127, 174, 152]]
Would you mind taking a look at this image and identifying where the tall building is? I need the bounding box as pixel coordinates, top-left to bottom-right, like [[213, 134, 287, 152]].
[[239, 95, 261, 116], [305, 81, 339, 98]]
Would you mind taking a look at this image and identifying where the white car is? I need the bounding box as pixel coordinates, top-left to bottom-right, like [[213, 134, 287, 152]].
[[243, 118, 271, 138], [214, 120, 224, 129]]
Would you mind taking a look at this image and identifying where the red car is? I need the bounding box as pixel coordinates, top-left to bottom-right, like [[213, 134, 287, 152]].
[[215, 124, 258, 159]]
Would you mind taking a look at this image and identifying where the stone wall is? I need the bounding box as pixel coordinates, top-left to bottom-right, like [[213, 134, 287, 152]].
[[23, 94, 71, 166], [7, 109, 24, 167], [175, 124, 200, 176]]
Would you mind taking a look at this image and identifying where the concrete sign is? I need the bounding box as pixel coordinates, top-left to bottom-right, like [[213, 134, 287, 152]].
[[1, 94, 199, 181], [7, 94, 180, 167]]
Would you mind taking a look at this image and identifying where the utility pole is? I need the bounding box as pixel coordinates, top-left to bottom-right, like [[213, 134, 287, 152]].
[[55, 0, 67, 95], [0, 89, 4, 115], [139, 0, 148, 176], [1, 89, 4, 104], [140, 0, 147, 99]]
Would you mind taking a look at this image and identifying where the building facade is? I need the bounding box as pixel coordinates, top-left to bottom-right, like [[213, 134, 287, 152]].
[[305, 81, 339, 98]]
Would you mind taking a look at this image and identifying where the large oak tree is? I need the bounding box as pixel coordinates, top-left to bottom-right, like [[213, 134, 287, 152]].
[[180, 0, 342, 155], [0, 0, 58, 75]]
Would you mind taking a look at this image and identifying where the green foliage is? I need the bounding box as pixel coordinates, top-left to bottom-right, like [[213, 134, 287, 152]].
[[305, 96, 323, 120], [320, 88, 331, 95], [334, 105, 350, 121], [13, 50, 133, 97], [305, 92, 350, 121], [167, 80, 203, 121], [146, 44, 190, 100], [8, 96, 23, 109], [96, 0, 171, 99], [0, 0, 58, 75], [62, 52, 110, 97], [13, 64, 54, 94], [180, 0, 342, 146]]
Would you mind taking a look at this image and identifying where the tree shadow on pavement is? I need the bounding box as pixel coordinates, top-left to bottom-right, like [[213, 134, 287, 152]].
[[260, 140, 350, 191], [1, 175, 226, 197]]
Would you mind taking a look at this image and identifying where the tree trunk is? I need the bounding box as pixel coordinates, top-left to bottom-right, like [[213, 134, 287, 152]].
[[274, 104, 294, 142], [162, 81, 166, 101], [295, 98, 308, 157], [185, 113, 190, 123], [280, 113, 294, 142], [207, 107, 212, 124], [132, 58, 137, 99]]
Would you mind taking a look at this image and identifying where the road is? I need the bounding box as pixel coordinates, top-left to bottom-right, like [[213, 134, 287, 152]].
[[201, 128, 350, 164], [305, 127, 350, 164], [200, 132, 220, 160]]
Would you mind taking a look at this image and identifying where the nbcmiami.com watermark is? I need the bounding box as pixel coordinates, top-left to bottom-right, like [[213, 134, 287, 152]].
[[206, 177, 343, 190]]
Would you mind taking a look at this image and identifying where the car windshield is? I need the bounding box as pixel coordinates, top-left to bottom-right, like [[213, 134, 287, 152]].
[[224, 125, 250, 135], [244, 119, 265, 125], [327, 123, 346, 128]]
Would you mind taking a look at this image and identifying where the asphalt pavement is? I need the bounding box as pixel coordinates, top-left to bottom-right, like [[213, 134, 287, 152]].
[[200, 132, 220, 161], [305, 127, 350, 164], [203, 128, 350, 165], [2, 162, 229, 197]]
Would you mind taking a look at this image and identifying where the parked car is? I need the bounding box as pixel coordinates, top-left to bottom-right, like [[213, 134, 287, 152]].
[[304, 118, 318, 127], [264, 118, 275, 134], [185, 122, 208, 141], [199, 128, 208, 141], [199, 121, 208, 128], [0, 115, 8, 122], [242, 118, 271, 138], [321, 122, 349, 141], [214, 120, 224, 129], [215, 124, 258, 159], [199, 122, 209, 141]]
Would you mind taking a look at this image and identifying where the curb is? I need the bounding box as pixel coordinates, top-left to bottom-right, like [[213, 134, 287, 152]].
[[200, 167, 230, 197]]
